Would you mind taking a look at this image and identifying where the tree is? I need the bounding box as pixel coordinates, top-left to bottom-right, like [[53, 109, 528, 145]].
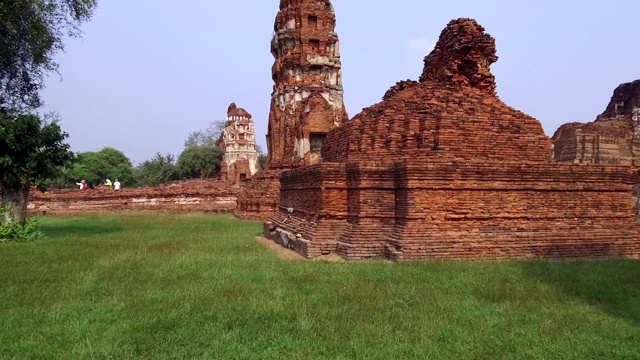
[[0, 113, 74, 222], [176, 146, 224, 179], [184, 120, 226, 149], [0, 0, 99, 111], [135, 153, 178, 187], [184, 130, 215, 149], [207, 120, 226, 141], [65, 147, 136, 187], [256, 145, 268, 170]]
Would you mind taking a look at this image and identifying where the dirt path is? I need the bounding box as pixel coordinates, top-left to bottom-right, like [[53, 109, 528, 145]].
[[254, 236, 347, 262]]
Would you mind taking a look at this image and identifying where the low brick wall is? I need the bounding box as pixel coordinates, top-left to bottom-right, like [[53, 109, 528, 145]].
[[235, 170, 282, 220], [27, 179, 238, 215], [265, 160, 640, 261]]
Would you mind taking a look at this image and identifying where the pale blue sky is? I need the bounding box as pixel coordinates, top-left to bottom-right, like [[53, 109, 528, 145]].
[[42, 0, 640, 164]]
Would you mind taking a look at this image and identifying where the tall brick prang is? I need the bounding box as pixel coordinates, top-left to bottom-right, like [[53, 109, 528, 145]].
[[264, 18, 640, 261], [216, 103, 260, 182], [237, 0, 349, 219], [265, 0, 348, 169], [553, 80, 640, 165]]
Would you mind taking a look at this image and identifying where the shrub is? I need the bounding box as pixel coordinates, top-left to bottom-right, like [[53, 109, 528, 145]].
[[0, 206, 44, 243]]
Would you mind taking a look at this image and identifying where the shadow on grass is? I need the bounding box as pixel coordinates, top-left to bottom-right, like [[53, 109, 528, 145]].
[[520, 259, 640, 326], [39, 220, 124, 240]]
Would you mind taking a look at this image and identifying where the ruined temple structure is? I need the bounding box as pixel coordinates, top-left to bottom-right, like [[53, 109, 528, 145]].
[[236, 0, 347, 218], [264, 18, 640, 261], [216, 103, 260, 182], [265, 0, 349, 169], [552, 80, 640, 165]]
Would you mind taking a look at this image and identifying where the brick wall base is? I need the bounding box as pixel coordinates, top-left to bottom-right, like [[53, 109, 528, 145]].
[[264, 160, 640, 261], [235, 170, 282, 220]]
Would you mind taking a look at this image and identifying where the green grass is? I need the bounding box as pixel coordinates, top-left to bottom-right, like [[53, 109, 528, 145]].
[[0, 214, 638, 359]]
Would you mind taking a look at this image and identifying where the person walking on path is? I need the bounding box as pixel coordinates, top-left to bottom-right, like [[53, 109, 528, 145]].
[[114, 179, 121, 191]]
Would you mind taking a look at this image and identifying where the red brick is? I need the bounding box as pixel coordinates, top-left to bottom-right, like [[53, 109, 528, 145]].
[[265, 18, 640, 261]]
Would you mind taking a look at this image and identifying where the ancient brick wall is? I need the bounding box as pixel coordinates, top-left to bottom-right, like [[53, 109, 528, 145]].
[[265, 18, 640, 261], [235, 170, 282, 220], [323, 98, 552, 164], [553, 80, 640, 165], [264, 163, 348, 257], [28, 179, 237, 215], [553, 130, 640, 165], [267, 159, 639, 260]]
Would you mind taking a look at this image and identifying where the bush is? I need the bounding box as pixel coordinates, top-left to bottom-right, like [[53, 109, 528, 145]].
[[135, 153, 179, 187], [0, 206, 44, 243], [176, 146, 224, 179]]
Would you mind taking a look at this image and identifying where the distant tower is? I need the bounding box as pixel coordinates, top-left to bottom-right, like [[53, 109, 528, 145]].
[[216, 103, 260, 182], [265, 0, 349, 170]]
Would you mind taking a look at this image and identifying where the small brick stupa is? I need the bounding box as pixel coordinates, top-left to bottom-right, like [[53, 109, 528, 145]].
[[553, 80, 640, 165], [264, 18, 640, 261]]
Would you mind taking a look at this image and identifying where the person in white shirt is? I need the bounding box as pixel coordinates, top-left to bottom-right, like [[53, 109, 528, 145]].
[[75, 180, 87, 190], [114, 179, 121, 191]]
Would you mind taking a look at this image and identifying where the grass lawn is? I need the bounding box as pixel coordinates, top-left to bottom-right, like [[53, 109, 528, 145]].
[[0, 213, 638, 359]]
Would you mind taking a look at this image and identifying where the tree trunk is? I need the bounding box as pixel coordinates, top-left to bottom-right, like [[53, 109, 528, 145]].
[[1, 184, 29, 224]]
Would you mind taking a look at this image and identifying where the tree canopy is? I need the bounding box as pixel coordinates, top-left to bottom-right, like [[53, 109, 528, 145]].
[[177, 146, 223, 179], [0, 0, 99, 111], [184, 130, 216, 149], [0, 112, 74, 221], [135, 153, 179, 187], [0, 113, 74, 189], [184, 120, 226, 149], [64, 147, 136, 187]]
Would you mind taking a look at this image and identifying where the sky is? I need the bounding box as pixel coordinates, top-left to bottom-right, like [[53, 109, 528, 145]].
[[42, 0, 640, 165]]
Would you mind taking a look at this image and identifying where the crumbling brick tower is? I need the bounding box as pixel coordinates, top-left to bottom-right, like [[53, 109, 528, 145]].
[[235, 0, 349, 219], [553, 80, 640, 165], [265, 0, 349, 169], [216, 103, 260, 182]]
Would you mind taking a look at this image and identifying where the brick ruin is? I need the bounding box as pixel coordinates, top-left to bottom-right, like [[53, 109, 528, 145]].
[[28, 179, 238, 215], [265, 0, 348, 169], [263, 18, 640, 261], [216, 103, 260, 182], [236, 0, 347, 218], [552, 80, 640, 165]]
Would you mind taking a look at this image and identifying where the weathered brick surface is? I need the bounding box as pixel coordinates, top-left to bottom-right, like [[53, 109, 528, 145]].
[[216, 103, 260, 182], [265, 0, 348, 170], [235, 170, 282, 220], [553, 80, 640, 165], [265, 18, 640, 261], [28, 179, 238, 215], [238, 0, 348, 218]]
